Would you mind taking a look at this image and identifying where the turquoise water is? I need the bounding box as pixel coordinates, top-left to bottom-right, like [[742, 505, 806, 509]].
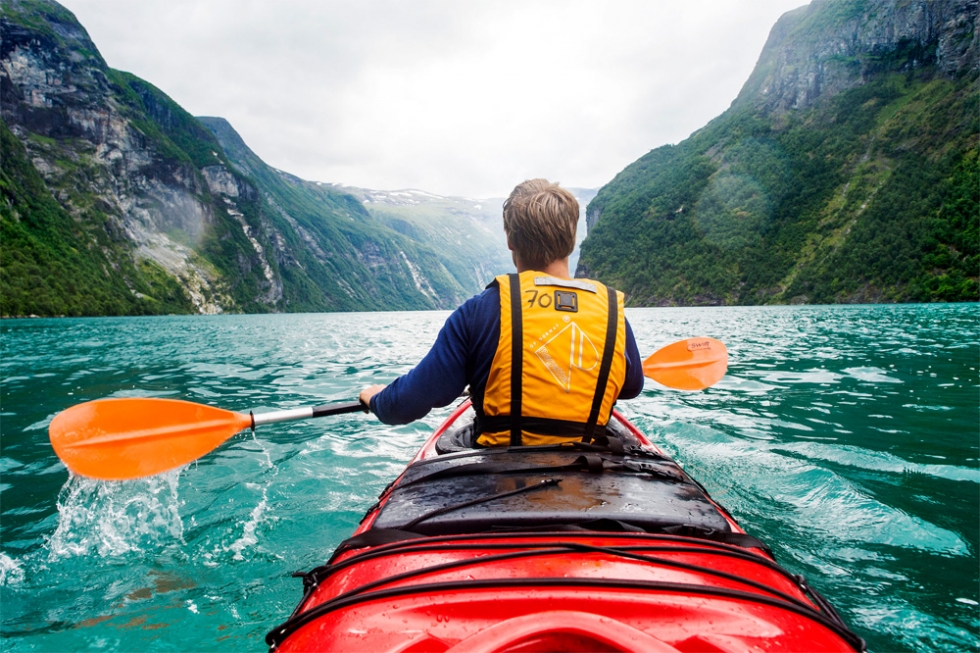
[[1, 304, 977, 652]]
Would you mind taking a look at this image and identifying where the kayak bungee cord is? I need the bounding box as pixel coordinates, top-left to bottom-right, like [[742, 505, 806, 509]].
[[294, 535, 848, 627], [281, 533, 863, 646], [307, 534, 782, 589], [267, 574, 865, 651], [296, 541, 822, 615]]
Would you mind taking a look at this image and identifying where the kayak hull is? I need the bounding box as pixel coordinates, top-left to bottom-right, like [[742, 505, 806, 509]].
[[269, 403, 863, 652]]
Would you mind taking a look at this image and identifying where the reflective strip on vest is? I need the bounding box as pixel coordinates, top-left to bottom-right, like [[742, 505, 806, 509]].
[[477, 271, 627, 446]]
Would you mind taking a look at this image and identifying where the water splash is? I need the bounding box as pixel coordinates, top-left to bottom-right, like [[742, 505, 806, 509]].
[[47, 471, 185, 560], [227, 484, 270, 561], [0, 552, 25, 585], [222, 433, 278, 561]]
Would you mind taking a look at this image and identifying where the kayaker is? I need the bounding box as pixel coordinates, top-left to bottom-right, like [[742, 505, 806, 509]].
[[359, 178, 644, 445]]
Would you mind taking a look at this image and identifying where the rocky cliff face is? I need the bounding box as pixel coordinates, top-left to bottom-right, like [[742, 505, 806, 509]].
[[1, 0, 505, 317], [2, 1, 236, 313], [736, 0, 979, 115], [581, 0, 978, 306]]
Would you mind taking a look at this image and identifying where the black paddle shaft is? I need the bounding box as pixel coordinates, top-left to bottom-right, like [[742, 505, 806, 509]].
[[312, 401, 369, 418], [251, 400, 369, 429]]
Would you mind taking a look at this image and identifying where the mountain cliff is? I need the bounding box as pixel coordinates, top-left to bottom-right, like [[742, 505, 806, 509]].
[[579, 0, 978, 305], [1, 0, 507, 317], [196, 117, 490, 311]]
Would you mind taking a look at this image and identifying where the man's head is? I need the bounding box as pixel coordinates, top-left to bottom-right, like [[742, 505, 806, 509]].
[[503, 179, 578, 270]]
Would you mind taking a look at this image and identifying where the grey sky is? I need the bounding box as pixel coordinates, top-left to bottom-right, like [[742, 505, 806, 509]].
[[59, 0, 806, 198]]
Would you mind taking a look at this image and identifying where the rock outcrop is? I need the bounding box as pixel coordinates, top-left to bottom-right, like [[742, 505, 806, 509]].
[[736, 0, 979, 114]]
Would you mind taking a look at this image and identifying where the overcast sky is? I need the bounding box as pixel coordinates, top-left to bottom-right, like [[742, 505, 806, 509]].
[[59, 0, 806, 198]]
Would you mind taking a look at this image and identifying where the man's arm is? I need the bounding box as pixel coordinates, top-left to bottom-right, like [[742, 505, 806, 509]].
[[619, 319, 644, 400], [366, 319, 469, 424], [363, 292, 494, 425]]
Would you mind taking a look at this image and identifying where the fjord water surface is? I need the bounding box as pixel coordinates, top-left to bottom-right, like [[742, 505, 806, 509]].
[[1, 304, 977, 652]]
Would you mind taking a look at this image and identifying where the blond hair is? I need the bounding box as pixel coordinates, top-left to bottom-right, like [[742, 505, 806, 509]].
[[502, 179, 578, 270]]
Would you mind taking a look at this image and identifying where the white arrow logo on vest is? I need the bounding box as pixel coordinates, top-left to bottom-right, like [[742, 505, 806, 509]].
[[533, 322, 599, 392]]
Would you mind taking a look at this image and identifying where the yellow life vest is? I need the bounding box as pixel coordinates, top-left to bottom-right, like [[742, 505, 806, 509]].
[[475, 271, 627, 446]]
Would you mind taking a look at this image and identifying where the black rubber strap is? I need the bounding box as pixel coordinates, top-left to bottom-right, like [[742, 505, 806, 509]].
[[311, 401, 368, 418], [333, 528, 424, 553], [478, 415, 606, 439], [395, 456, 604, 490], [584, 286, 618, 441], [508, 273, 523, 446], [660, 525, 772, 555]]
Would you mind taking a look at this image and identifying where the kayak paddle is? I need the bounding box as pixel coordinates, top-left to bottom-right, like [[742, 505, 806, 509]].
[[48, 337, 726, 481], [642, 337, 728, 390], [49, 398, 366, 481]]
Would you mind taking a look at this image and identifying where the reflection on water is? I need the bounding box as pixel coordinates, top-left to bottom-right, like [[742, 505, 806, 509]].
[[1, 304, 977, 651]]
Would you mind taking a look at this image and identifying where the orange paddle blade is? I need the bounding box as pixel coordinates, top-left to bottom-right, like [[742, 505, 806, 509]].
[[643, 337, 728, 390], [49, 398, 253, 481]]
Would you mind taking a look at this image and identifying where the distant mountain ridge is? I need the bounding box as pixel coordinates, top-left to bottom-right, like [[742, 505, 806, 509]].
[[0, 0, 511, 317], [315, 186, 509, 294], [339, 185, 597, 288], [579, 0, 978, 305], [197, 116, 510, 310]]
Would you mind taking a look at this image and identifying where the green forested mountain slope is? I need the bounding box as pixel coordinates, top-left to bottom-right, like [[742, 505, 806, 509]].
[[0, 0, 499, 316], [1, 0, 242, 316], [579, 0, 979, 305]]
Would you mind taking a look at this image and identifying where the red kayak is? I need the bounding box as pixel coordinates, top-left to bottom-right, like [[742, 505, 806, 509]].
[[267, 402, 864, 652]]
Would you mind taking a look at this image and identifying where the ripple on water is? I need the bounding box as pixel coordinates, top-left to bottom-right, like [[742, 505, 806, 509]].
[[842, 367, 903, 384], [713, 375, 777, 393], [758, 370, 844, 384], [658, 426, 970, 556], [773, 442, 980, 484], [853, 603, 980, 652]]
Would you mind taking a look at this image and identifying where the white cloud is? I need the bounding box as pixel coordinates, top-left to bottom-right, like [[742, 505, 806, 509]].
[[59, 0, 807, 197]]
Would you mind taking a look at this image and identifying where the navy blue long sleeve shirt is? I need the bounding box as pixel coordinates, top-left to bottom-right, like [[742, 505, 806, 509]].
[[370, 284, 644, 425]]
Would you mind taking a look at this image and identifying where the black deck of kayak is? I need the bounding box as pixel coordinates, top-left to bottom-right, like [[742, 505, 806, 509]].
[[368, 411, 735, 538]]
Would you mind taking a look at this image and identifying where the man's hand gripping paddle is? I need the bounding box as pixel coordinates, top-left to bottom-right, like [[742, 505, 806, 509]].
[[49, 338, 727, 481]]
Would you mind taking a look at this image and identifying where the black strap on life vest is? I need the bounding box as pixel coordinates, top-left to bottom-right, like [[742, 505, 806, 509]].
[[478, 415, 606, 439], [583, 286, 618, 442], [508, 273, 523, 446]]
